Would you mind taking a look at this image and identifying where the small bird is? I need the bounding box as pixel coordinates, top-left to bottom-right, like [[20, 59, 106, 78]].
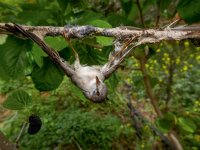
[[10, 24, 135, 103]]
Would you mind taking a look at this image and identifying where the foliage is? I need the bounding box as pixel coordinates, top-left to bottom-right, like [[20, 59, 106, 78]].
[[3, 90, 32, 110], [1, 79, 135, 149], [0, 0, 200, 149]]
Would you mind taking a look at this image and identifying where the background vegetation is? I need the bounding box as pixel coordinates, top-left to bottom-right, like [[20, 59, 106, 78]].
[[0, 0, 200, 149]]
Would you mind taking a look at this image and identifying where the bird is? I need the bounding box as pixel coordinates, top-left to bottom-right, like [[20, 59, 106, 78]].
[[9, 23, 136, 103]]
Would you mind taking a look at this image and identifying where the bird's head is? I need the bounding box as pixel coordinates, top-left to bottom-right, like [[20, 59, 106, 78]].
[[84, 76, 108, 103]]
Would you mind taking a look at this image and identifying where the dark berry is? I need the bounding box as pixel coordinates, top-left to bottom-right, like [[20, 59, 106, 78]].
[[28, 115, 42, 135]]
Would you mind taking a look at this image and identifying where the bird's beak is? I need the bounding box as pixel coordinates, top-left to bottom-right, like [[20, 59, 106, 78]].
[[96, 76, 100, 96], [96, 76, 100, 86]]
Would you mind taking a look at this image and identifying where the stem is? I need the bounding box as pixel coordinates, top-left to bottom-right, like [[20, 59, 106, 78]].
[[0, 131, 16, 150], [135, 0, 145, 27], [140, 58, 162, 116], [139, 57, 183, 150], [155, 0, 161, 27], [15, 122, 28, 147], [73, 138, 82, 150], [166, 54, 174, 106]]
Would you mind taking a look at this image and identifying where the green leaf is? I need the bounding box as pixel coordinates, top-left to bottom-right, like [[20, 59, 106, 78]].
[[0, 35, 7, 45], [0, 36, 32, 80], [121, 0, 133, 16], [178, 117, 197, 133], [177, 0, 200, 23], [31, 43, 46, 68], [44, 37, 67, 51], [77, 11, 103, 25], [87, 19, 112, 28], [31, 58, 64, 91], [59, 47, 72, 61], [96, 36, 113, 46], [69, 83, 87, 101], [81, 19, 113, 46], [76, 44, 107, 65], [57, 0, 69, 11], [17, 2, 52, 25], [3, 90, 32, 110], [107, 13, 132, 27], [160, 0, 172, 11]]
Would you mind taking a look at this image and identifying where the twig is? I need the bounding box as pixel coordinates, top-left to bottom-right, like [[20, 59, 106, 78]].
[[135, 0, 145, 27], [155, 0, 161, 27], [0, 131, 16, 150], [73, 138, 82, 150], [15, 122, 28, 147], [166, 54, 174, 106], [139, 58, 162, 116]]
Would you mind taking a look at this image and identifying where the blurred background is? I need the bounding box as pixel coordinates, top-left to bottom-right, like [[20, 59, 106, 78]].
[[0, 0, 200, 149]]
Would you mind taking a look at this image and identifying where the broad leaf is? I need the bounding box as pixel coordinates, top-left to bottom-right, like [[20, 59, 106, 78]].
[[178, 117, 197, 133], [86, 19, 113, 46], [59, 47, 72, 61], [44, 37, 67, 51], [3, 90, 32, 110], [0, 36, 32, 80], [31, 43, 47, 68], [107, 13, 132, 27], [76, 44, 107, 65], [96, 36, 113, 46], [87, 19, 112, 28], [0, 35, 7, 45], [177, 0, 200, 23], [31, 58, 64, 91], [77, 11, 104, 25], [17, 2, 52, 25]]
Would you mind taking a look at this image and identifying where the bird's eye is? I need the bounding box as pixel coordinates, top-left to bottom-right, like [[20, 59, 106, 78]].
[[96, 91, 100, 96]]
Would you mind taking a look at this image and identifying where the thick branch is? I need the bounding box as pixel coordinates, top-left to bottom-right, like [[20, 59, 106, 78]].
[[0, 131, 16, 150], [0, 23, 63, 37], [1, 23, 200, 44]]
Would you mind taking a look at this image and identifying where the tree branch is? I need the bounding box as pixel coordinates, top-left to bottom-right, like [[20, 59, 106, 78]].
[[139, 58, 162, 116], [155, 0, 161, 27], [0, 23, 63, 37], [15, 122, 28, 147], [0, 131, 16, 150], [135, 0, 145, 27], [1, 23, 200, 44], [165, 54, 175, 106], [139, 57, 183, 150]]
